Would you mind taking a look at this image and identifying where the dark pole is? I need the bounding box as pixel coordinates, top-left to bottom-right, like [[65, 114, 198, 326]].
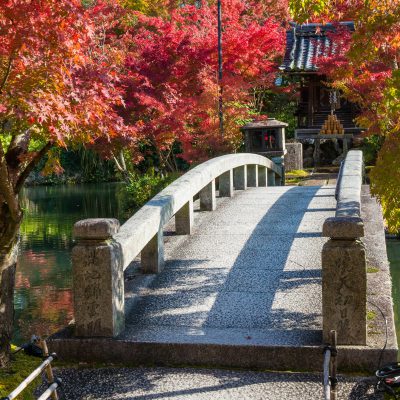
[[217, 0, 223, 137]]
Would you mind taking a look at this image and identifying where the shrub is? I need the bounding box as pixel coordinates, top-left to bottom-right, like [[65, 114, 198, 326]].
[[120, 169, 180, 217]]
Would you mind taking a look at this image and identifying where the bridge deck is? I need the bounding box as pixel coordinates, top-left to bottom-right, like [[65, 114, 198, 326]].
[[51, 185, 397, 371], [122, 186, 336, 347]]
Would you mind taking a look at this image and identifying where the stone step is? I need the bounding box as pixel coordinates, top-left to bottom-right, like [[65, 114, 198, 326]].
[[49, 329, 396, 372]]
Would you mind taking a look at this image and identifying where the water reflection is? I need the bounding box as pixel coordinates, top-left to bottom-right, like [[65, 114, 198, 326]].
[[15, 183, 124, 344], [388, 239, 400, 347]]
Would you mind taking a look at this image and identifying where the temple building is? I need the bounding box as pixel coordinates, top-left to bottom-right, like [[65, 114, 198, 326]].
[[280, 22, 363, 140]]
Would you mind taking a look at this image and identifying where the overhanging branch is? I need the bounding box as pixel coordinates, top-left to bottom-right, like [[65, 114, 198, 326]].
[[15, 141, 52, 193], [0, 55, 13, 94], [0, 140, 20, 221]]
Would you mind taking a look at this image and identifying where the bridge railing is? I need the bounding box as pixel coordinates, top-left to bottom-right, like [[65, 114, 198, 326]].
[[322, 150, 366, 345], [71, 153, 283, 337]]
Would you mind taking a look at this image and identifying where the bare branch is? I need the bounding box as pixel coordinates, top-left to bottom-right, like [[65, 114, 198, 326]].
[[112, 151, 130, 182], [112, 152, 124, 172], [119, 151, 127, 171], [0, 55, 13, 94]]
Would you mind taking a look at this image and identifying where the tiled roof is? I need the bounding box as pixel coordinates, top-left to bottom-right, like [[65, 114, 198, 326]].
[[241, 118, 288, 130], [280, 22, 354, 72]]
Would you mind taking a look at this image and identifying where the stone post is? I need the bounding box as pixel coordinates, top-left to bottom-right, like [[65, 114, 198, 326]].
[[267, 169, 276, 186], [219, 170, 234, 197], [322, 217, 366, 345], [247, 165, 258, 187], [72, 218, 124, 337], [233, 165, 247, 190], [142, 227, 164, 273], [343, 137, 349, 156], [284, 143, 303, 171], [258, 166, 267, 187], [314, 138, 321, 166], [175, 199, 194, 235], [200, 180, 216, 211], [271, 156, 284, 186]]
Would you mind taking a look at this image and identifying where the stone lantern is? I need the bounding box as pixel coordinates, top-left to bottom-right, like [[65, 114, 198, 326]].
[[241, 118, 288, 183], [241, 118, 287, 159]]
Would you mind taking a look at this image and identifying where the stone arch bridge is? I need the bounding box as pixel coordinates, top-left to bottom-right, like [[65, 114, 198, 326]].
[[49, 151, 397, 372]]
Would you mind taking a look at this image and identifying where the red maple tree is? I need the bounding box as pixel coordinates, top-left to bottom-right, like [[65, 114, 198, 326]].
[[121, 0, 285, 167], [0, 0, 135, 366]]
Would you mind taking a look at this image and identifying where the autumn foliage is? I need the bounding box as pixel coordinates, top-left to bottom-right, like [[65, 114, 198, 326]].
[[0, 0, 135, 154], [290, 0, 400, 233], [122, 1, 285, 166], [0, 0, 135, 366]]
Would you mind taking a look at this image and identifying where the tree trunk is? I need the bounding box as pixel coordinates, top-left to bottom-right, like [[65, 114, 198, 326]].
[[113, 151, 130, 183], [0, 135, 49, 368], [0, 205, 21, 367]]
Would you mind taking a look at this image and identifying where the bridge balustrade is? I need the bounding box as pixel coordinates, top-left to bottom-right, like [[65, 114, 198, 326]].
[[71, 153, 283, 337], [322, 150, 366, 345]]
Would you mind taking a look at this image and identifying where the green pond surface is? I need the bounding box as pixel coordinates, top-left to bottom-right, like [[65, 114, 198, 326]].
[[14, 183, 124, 344], [14, 184, 400, 348], [387, 239, 400, 347]]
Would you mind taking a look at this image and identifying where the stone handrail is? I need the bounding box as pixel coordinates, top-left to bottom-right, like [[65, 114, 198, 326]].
[[114, 153, 282, 270], [321, 149, 366, 346], [323, 150, 364, 239], [72, 153, 283, 337]]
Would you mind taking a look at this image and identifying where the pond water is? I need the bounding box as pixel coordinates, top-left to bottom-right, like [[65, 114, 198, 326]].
[[387, 239, 400, 347], [14, 183, 124, 345]]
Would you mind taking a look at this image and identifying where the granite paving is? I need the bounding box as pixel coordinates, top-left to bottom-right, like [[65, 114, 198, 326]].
[[121, 185, 337, 347], [300, 172, 338, 186], [45, 366, 384, 400]]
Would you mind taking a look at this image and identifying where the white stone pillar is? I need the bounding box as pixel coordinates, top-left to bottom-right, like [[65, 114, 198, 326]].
[[258, 166, 267, 187], [234, 165, 247, 190], [219, 170, 234, 197], [247, 165, 258, 187], [72, 218, 124, 337], [175, 199, 194, 235], [200, 180, 216, 211], [141, 228, 164, 273], [267, 169, 276, 186]]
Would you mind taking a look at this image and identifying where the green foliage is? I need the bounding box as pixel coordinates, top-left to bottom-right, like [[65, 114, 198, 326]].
[[286, 169, 309, 177], [361, 135, 383, 166], [285, 169, 310, 186], [259, 90, 297, 139], [121, 0, 183, 16], [0, 346, 42, 399], [29, 148, 118, 185], [371, 133, 400, 235], [122, 0, 151, 13], [285, 178, 301, 185], [119, 169, 180, 217], [289, 0, 329, 22]]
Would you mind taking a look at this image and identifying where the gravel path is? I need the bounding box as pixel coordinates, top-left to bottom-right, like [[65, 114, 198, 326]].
[[122, 186, 335, 348], [43, 366, 384, 400]]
